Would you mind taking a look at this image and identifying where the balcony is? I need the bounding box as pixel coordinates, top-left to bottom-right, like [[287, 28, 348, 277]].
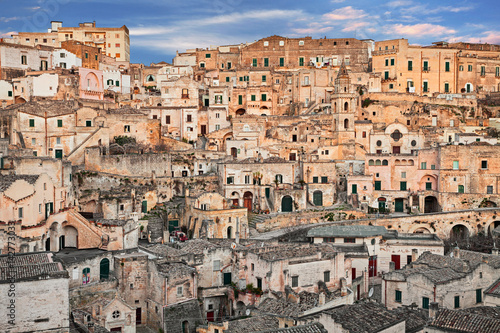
[[422, 66, 431, 73], [181, 94, 189, 99], [381, 76, 397, 83], [373, 48, 399, 56]]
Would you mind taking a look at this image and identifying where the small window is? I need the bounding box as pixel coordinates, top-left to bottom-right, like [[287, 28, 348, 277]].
[[321, 176, 328, 184], [292, 276, 298, 287], [458, 185, 464, 193], [112, 310, 120, 319], [18, 207, 23, 219], [375, 181, 381, 191], [454, 296, 460, 308], [487, 186, 493, 194], [213, 260, 220, 271], [262, 75, 267, 82], [226, 177, 234, 184], [344, 238, 355, 243], [401, 172, 406, 178], [395, 290, 402, 303], [476, 289, 482, 303], [422, 297, 429, 309], [57, 119, 63, 127], [177, 286, 183, 296], [453, 161, 459, 170], [86, 120, 92, 127], [29, 119, 35, 127], [324, 271, 330, 283], [124, 125, 130, 133], [313, 177, 318, 183], [400, 181, 407, 191], [481, 160, 488, 169], [421, 162, 427, 170], [408, 60, 413, 71]]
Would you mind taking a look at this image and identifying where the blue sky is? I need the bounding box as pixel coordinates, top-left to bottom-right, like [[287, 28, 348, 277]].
[[0, 0, 498, 64]]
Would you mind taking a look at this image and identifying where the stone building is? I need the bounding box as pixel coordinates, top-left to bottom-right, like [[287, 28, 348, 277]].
[[0, 252, 70, 332]]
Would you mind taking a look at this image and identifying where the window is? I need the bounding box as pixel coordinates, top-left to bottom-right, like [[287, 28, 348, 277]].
[[200, 62, 205, 68], [313, 177, 319, 183], [375, 181, 381, 191], [444, 82, 449, 93], [421, 162, 427, 169], [279, 57, 284, 66], [400, 181, 407, 191], [206, 53, 211, 58], [459, 65, 463, 71], [408, 60, 412, 71], [21, 55, 27, 65], [261, 94, 267, 102], [391, 58, 395, 66], [321, 176, 328, 184], [453, 161, 459, 170], [423, 61, 429, 71], [245, 175, 250, 184], [384, 71, 389, 80], [215, 124, 220, 130], [426, 182, 432, 190], [238, 95, 243, 105], [29, 119, 35, 127], [177, 286, 183, 296], [468, 65, 473, 72], [496, 67, 500, 77], [422, 297, 429, 309], [112, 310, 120, 319], [32, 138, 36, 145], [458, 185, 464, 193], [385, 59, 389, 66], [213, 260, 221, 271], [476, 289, 482, 303], [299, 57, 304, 66], [18, 207, 23, 219], [481, 160, 488, 169], [252, 58, 257, 67], [226, 176, 234, 184], [251, 95, 256, 101], [187, 114, 192, 123], [445, 61, 450, 72], [344, 238, 355, 243], [56, 137, 61, 145], [487, 186, 493, 194], [225, 76, 230, 82], [299, 40, 304, 46], [481, 66, 485, 76], [165, 116, 171, 124], [124, 125, 130, 132], [454, 296, 460, 308], [264, 58, 269, 67], [431, 164, 436, 170], [86, 120, 92, 127], [262, 75, 267, 82], [292, 276, 298, 287], [324, 271, 330, 283], [395, 290, 402, 303], [401, 172, 406, 178], [423, 81, 428, 92], [352, 184, 357, 194]]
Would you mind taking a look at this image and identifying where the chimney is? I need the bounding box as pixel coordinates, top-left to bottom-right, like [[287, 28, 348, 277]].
[[318, 292, 326, 306], [429, 302, 439, 320], [452, 247, 460, 259], [412, 249, 419, 263], [389, 261, 395, 272], [340, 277, 348, 297]]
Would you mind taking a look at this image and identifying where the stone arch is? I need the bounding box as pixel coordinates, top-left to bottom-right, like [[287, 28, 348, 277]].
[[227, 226, 233, 239], [48, 222, 61, 252], [420, 175, 438, 191], [235, 301, 246, 316], [382, 159, 388, 166], [243, 191, 253, 212], [85, 72, 100, 90], [344, 118, 349, 129], [236, 109, 246, 116], [424, 196, 439, 213], [62, 225, 78, 248], [450, 224, 471, 240], [15, 96, 27, 104], [344, 101, 349, 112], [479, 200, 497, 208], [412, 226, 431, 234], [487, 221, 500, 235], [281, 195, 293, 212], [368, 159, 374, 166]]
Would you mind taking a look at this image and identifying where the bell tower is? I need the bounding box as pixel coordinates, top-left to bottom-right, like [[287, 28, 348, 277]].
[[332, 61, 356, 145], [331, 61, 357, 158]]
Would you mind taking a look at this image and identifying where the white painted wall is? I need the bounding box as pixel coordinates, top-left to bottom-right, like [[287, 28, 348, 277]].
[[33, 73, 58, 97], [53, 49, 81, 69]]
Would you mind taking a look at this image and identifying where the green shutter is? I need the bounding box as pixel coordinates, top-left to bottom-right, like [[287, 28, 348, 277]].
[[476, 289, 482, 303], [252, 58, 257, 67], [426, 182, 432, 190], [423, 81, 428, 92], [262, 75, 266, 82], [261, 94, 266, 101], [384, 72, 389, 79], [445, 83, 449, 93], [299, 57, 304, 66], [458, 185, 464, 193], [445, 62, 450, 72], [29, 119, 35, 127], [206, 53, 211, 58], [251, 95, 256, 101], [395, 290, 402, 302], [142, 200, 148, 213], [313, 177, 318, 183], [400, 181, 407, 191], [238, 95, 243, 105], [352, 184, 357, 194], [454, 296, 460, 308], [375, 181, 381, 191], [264, 58, 269, 67], [116, 81, 120, 87], [226, 77, 230, 82], [390, 58, 394, 66], [422, 297, 429, 309], [279, 58, 284, 66], [423, 61, 428, 71], [385, 59, 389, 66], [8, 91, 12, 97], [408, 60, 412, 71], [57, 119, 63, 127]]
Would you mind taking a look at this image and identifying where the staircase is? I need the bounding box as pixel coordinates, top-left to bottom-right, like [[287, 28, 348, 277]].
[[302, 101, 318, 115], [66, 127, 103, 164], [248, 213, 276, 229]]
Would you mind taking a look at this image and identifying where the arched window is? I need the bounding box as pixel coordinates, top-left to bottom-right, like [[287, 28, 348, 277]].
[[375, 160, 381, 166], [368, 160, 374, 166], [146, 75, 155, 82], [344, 102, 349, 111], [275, 174, 283, 184], [344, 118, 349, 129], [82, 267, 90, 285], [382, 160, 388, 166], [107, 79, 114, 85]]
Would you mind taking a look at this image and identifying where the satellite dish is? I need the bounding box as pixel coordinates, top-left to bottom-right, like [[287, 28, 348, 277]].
[[368, 288, 374, 298], [231, 243, 237, 250], [246, 309, 251, 316]]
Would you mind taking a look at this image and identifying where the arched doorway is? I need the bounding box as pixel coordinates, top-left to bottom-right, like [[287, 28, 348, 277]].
[[313, 191, 323, 206], [182, 321, 189, 333], [344, 102, 349, 111], [227, 226, 233, 239], [63, 225, 78, 248], [413, 227, 431, 234], [100, 258, 110, 280], [45, 237, 50, 251], [282, 196, 293, 212], [236, 109, 246, 116], [451, 225, 469, 240], [243, 192, 253, 212], [488, 221, 500, 235], [230, 147, 237, 158], [424, 196, 439, 213], [378, 197, 386, 213], [479, 200, 497, 208]]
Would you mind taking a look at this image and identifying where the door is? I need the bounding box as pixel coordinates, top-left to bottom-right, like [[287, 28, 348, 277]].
[[168, 220, 179, 233], [313, 191, 323, 206], [392, 146, 400, 154], [206, 311, 214, 322], [223, 272, 232, 285], [136, 308, 142, 325], [391, 254, 401, 270], [281, 196, 293, 212], [243, 192, 253, 212], [352, 267, 356, 279], [395, 198, 404, 212], [357, 284, 360, 300], [45, 237, 50, 251], [378, 200, 386, 213], [45, 202, 53, 219], [369, 256, 377, 277], [142, 200, 147, 213], [55, 149, 63, 159], [100, 259, 110, 280], [351, 184, 357, 194], [230, 147, 237, 158], [59, 236, 65, 250], [265, 188, 270, 199], [201, 125, 207, 135]]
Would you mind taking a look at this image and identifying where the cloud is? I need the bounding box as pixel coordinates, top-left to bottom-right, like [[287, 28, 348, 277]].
[[26, 6, 40, 10], [330, 0, 346, 3], [323, 6, 367, 21], [402, 4, 474, 15], [292, 26, 333, 35], [0, 17, 20, 23], [387, 23, 456, 36], [0, 31, 17, 38], [342, 21, 370, 32], [386, 0, 412, 7]]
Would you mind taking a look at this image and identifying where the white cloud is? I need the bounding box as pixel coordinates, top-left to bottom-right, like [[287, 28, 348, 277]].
[[0, 31, 17, 38], [331, 0, 346, 3], [0, 17, 20, 23], [386, 0, 413, 7], [342, 21, 370, 32], [323, 6, 367, 21], [387, 23, 456, 36]]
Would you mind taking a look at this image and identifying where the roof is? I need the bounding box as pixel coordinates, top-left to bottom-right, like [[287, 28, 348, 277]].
[[0, 174, 39, 192], [307, 225, 387, 238], [256, 322, 327, 333], [428, 308, 500, 333], [156, 261, 196, 280], [7, 100, 77, 117], [227, 316, 279, 333], [177, 239, 218, 255], [247, 243, 337, 262], [0, 252, 68, 282], [326, 302, 404, 333], [484, 278, 500, 297]]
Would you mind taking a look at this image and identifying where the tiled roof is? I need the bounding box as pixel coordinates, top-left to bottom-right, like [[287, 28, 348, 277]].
[[484, 278, 500, 297], [0, 253, 67, 282], [463, 306, 500, 319], [141, 244, 185, 260], [178, 239, 218, 255], [0, 174, 39, 192], [7, 100, 77, 117], [390, 306, 428, 333], [428, 308, 500, 333], [326, 302, 404, 333], [156, 261, 196, 280], [227, 316, 279, 333], [256, 322, 327, 333], [307, 225, 387, 238]]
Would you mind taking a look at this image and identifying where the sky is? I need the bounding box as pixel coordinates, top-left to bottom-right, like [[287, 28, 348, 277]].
[[0, 0, 498, 64]]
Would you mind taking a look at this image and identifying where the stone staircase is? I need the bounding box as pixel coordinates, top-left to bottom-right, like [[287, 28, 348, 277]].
[[248, 213, 275, 229]]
